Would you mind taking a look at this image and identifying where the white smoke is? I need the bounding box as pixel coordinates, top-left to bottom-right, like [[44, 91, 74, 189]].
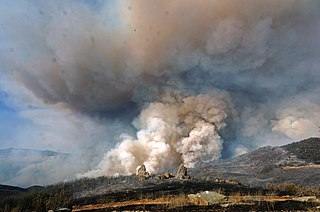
[[82, 93, 235, 177], [233, 145, 249, 157], [272, 101, 320, 140]]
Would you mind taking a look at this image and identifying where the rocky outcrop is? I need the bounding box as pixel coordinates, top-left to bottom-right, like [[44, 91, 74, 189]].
[[214, 178, 241, 185], [175, 163, 191, 179], [156, 164, 191, 180], [157, 172, 175, 180], [136, 164, 150, 181], [188, 191, 227, 205]]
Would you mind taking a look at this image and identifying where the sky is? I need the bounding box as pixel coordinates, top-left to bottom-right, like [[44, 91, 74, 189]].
[[1, 0, 320, 186]]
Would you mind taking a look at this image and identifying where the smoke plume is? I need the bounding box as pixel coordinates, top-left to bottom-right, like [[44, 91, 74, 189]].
[[82, 92, 236, 176], [1, 0, 320, 183]]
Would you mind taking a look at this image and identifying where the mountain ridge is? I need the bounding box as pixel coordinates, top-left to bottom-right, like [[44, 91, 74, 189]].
[[0, 148, 70, 186], [190, 137, 320, 186]]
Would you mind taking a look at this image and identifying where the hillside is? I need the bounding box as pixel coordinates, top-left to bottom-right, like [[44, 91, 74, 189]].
[[0, 184, 26, 198], [190, 137, 320, 187], [283, 137, 320, 163], [1, 138, 320, 211]]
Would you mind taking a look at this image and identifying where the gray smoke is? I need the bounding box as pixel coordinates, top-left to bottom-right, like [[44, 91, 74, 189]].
[[82, 92, 237, 177], [1, 0, 320, 183]]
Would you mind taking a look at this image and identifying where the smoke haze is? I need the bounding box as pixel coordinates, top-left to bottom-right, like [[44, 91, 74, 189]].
[[0, 0, 320, 185]]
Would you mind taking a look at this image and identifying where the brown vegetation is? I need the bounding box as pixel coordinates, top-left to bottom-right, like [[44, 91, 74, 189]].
[[266, 182, 320, 198]]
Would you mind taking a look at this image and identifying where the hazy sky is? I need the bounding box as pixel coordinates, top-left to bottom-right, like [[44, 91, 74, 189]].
[[1, 0, 320, 186], [0, 0, 115, 150]]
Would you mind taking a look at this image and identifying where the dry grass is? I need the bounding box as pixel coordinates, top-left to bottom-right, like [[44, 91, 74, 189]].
[[283, 164, 320, 169], [73, 197, 172, 211], [266, 183, 320, 197], [73, 193, 196, 211], [168, 193, 191, 207], [72, 188, 320, 212]]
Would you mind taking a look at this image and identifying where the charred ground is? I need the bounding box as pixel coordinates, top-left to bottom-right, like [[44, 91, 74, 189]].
[[190, 137, 320, 187], [283, 137, 320, 163]]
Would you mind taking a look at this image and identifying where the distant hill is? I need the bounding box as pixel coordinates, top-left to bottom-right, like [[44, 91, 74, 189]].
[[0, 184, 44, 200], [0, 148, 61, 160], [0, 184, 27, 199], [0, 184, 26, 193], [0, 148, 69, 185]]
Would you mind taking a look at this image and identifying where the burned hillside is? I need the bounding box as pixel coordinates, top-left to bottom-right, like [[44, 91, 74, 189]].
[[283, 137, 320, 164], [189, 137, 320, 187]]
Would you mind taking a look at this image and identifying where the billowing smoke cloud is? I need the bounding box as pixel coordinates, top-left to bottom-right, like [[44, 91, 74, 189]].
[[82, 92, 236, 177], [272, 100, 320, 140], [1, 0, 320, 184]]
